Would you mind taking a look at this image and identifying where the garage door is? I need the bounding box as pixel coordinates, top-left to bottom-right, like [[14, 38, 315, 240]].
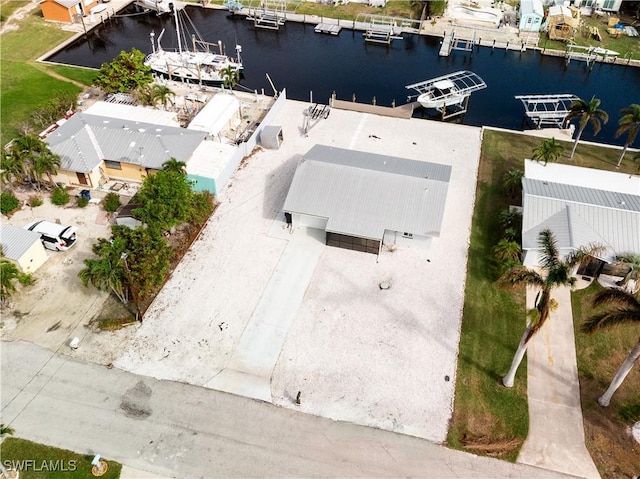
[[326, 233, 380, 255]]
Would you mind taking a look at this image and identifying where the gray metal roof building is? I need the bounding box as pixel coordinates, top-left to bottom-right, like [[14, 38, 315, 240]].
[[283, 145, 451, 241], [0, 225, 43, 260], [45, 113, 205, 173], [522, 176, 640, 261]]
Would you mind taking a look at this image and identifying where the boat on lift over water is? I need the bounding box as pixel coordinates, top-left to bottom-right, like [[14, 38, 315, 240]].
[[144, 6, 243, 85], [406, 70, 487, 110]]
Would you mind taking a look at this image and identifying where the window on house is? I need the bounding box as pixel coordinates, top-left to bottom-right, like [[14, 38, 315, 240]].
[[104, 160, 122, 170], [602, 0, 615, 9], [402, 232, 413, 239]]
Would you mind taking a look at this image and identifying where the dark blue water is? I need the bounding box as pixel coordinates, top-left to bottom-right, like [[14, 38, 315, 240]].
[[48, 5, 640, 145]]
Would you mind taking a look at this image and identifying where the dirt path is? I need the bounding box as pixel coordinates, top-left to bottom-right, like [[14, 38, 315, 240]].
[[0, 0, 40, 35]]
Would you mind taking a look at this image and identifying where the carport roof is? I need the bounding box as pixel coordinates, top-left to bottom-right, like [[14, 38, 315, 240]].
[[283, 145, 451, 240], [0, 224, 43, 260]]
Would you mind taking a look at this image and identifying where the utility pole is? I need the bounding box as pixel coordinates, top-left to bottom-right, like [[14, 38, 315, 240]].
[[121, 253, 142, 321]]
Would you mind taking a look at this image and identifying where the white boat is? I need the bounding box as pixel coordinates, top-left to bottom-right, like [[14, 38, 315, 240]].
[[416, 79, 467, 109], [144, 7, 243, 85], [135, 0, 172, 14], [406, 71, 487, 111]]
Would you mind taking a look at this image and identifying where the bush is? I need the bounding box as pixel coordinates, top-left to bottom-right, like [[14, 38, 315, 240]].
[[76, 196, 89, 208], [103, 193, 120, 212], [51, 186, 70, 206], [27, 195, 44, 208], [0, 191, 20, 215]]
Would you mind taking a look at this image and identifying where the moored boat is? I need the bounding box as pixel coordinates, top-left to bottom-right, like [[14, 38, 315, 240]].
[[144, 6, 243, 85]]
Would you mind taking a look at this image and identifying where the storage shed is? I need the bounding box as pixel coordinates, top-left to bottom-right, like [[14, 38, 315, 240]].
[[38, 0, 99, 23], [260, 125, 283, 149], [283, 145, 451, 255], [519, 0, 544, 32], [0, 224, 49, 273], [547, 5, 580, 41], [187, 93, 240, 138]]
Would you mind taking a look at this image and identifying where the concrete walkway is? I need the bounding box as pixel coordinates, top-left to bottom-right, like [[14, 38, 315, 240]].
[[2, 340, 580, 478], [206, 227, 325, 401], [517, 286, 601, 479]]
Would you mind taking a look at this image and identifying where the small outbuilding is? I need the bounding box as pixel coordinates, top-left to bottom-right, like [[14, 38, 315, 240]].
[[283, 145, 451, 255], [260, 125, 283, 149], [38, 0, 100, 23], [547, 5, 580, 41], [0, 224, 49, 273], [519, 0, 544, 32]]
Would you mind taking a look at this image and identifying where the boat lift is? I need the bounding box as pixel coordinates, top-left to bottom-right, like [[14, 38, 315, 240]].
[[515, 94, 580, 129], [564, 44, 619, 69], [246, 0, 287, 30], [405, 70, 487, 120], [439, 30, 476, 57], [355, 14, 420, 44]]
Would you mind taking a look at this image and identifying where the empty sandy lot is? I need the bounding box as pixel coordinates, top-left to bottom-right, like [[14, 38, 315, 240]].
[[114, 99, 482, 443]]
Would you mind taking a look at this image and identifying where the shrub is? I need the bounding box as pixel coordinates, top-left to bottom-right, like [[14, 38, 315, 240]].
[[0, 191, 20, 215], [51, 186, 70, 206], [103, 193, 120, 212], [76, 196, 89, 208], [27, 195, 44, 208]]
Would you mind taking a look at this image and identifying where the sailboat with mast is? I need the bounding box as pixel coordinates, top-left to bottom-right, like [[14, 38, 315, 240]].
[[144, 5, 243, 85]]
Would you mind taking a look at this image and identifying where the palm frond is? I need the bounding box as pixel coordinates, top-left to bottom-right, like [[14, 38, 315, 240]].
[[537, 229, 560, 270], [500, 266, 544, 287], [582, 308, 640, 333]]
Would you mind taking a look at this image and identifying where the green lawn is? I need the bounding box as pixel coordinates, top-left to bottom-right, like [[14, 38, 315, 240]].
[[0, 13, 93, 144], [447, 128, 640, 463], [0, 438, 121, 479], [572, 283, 640, 477]]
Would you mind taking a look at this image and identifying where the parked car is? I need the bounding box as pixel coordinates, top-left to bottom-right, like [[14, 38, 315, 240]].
[[24, 220, 77, 251]]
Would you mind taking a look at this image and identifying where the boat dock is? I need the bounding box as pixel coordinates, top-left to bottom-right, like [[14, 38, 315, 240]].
[[315, 23, 342, 35], [246, 1, 286, 30], [439, 30, 475, 57], [515, 94, 580, 128]]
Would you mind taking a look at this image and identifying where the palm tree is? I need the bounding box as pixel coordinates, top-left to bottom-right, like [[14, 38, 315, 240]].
[[31, 148, 61, 188], [503, 168, 524, 199], [615, 254, 640, 293], [582, 289, 640, 406], [493, 238, 521, 265], [220, 65, 239, 91], [78, 238, 128, 304], [615, 104, 640, 168], [500, 229, 604, 387], [0, 258, 32, 304], [135, 84, 155, 106], [531, 137, 564, 166], [0, 148, 27, 185], [565, 96, 609, 161], [0, 424, 15, 437], [161, 157, 187, 175], [151, 84, 175, 110]]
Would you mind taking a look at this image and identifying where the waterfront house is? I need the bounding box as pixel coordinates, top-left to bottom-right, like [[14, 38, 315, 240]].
[[566, 0, 622, 14], [0, 225, 49, 273], [283, 145, 451, 255], [521, 159, 640, 276], [519, 0, 544, 32], [38, 0, 100, 24]]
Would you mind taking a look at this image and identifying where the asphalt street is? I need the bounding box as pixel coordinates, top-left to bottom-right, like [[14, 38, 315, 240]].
[[2, 340, 578, 478]]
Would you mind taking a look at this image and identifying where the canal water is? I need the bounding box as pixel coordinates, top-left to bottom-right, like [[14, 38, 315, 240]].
[[47, 5, 640, 146]]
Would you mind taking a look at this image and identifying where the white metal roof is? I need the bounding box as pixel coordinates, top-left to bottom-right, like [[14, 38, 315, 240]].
[[522, 160, 640, 257], [187, 94, 239, 136], [0, 224, 43, 260], [283, 145, 451, 241], [84, 102, 181, 127], [406, 71, 487, 98], [186, 140, 237, 178]]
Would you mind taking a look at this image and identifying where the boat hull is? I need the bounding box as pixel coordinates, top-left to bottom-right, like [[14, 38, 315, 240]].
[[417, 93, 468, 109], [145, 51, 243, 85]]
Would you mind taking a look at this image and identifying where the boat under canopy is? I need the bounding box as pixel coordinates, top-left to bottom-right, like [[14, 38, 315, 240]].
[[405, 70, 487, 110]]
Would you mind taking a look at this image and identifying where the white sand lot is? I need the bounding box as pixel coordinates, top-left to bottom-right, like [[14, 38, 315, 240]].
[[115, 99, 482, 443]]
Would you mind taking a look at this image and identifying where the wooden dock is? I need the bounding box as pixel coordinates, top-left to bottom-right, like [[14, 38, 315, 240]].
[[315, 23, 342, 35]]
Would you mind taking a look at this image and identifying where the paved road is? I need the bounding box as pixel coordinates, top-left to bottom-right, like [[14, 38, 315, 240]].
[[517, 287, 600, 479], [2, 340, 578, 478]]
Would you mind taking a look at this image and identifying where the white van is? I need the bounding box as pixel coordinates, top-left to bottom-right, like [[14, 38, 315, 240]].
[[24, 220, 78, 251]]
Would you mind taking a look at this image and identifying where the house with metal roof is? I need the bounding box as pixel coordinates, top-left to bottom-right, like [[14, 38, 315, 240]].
[[0, 224, 49, 273], [282, 145, 452, 255], [522, 159, 640, 275], [45, 112, 206, 188]]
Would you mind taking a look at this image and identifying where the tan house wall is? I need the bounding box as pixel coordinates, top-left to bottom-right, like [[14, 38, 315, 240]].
[[40, 0, 99, 23], [17, 241, 49, 274], [102, 161, 149, 182]]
